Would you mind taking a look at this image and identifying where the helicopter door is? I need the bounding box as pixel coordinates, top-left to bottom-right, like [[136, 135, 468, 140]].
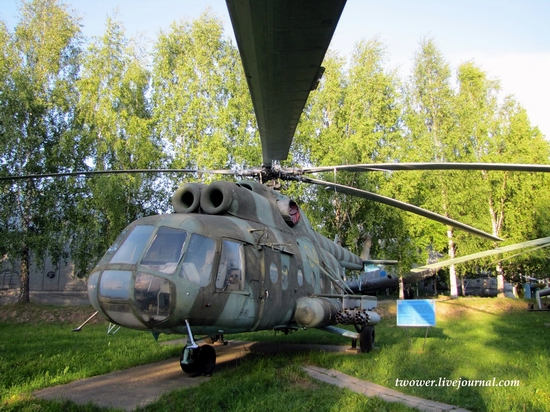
[[253, 247, 297, 331], [214, 239, 256, 330], [215, 240, 244, 292]]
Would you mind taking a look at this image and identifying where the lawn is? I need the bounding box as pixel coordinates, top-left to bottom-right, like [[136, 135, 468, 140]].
[[1, 297, 548, 411]]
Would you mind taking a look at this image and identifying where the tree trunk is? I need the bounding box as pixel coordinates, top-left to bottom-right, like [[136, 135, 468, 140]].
[[18, 245, 31, 304], [447, 227, 458, 298]]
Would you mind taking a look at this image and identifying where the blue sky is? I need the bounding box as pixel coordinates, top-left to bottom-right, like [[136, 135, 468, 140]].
[[2, 0, 549, 138]]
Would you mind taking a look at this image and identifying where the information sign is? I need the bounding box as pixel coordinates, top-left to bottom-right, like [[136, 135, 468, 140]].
[[396, 299, 436, 327]]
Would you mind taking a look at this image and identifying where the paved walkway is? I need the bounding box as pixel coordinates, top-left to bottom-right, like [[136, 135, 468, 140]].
[[34, 341, 468, 412], [302, 365, 470, 412], [33, 340, 349, 410], [34, 340, 255, 411]]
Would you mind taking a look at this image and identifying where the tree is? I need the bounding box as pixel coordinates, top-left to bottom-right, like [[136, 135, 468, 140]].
[[456, 62, 550, 291], [71, 16, 165, 275], [295, 40, 417, 269], [403, 38, 470, 298], [0, 0, 82, 303], [151, 12, 259, 182]]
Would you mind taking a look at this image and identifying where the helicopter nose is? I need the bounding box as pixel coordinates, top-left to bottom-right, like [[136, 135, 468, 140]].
[[87, 270, 174, 329]]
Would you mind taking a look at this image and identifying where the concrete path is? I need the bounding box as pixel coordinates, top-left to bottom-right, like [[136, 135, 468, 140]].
[[33, 340, 353, 410], [34, 341, 467, 412], [34, 340, 256, 411], [302, 365, 470, 412]]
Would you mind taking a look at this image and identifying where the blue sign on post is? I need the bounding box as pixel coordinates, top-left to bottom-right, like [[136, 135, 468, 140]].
[[396, 299, 436, 327]]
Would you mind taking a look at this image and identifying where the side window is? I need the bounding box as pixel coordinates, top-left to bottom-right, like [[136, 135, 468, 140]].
[[180, 234, 215, 287], [215, 240, 244, 291]]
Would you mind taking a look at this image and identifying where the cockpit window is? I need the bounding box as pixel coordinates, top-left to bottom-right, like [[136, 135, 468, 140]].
[[110, 225, 155, 264], [134, 272, 172, 324], [215, 240, 244, 291], [141, 227, 187, 275], [180, 234, 215, 287]]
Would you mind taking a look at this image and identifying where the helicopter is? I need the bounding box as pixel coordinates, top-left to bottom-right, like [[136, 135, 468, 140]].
[[4, 0, 550, 377]]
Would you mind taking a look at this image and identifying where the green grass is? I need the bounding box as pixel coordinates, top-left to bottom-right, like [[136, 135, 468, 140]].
[[1, 298, 549, 411], [138, 354, 417, 412], [0, 305, 181, 411]]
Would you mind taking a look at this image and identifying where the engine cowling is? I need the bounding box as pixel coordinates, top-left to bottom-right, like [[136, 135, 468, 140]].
[[277, 199, 301, 227]]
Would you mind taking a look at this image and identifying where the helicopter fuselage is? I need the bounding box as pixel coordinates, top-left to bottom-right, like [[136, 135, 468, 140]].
[[87, 180, 375, 339]]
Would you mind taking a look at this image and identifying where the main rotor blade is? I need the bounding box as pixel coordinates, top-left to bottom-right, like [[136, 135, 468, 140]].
[[301, 176, 502, 242], [303, 162, 550, 174], [491, 243, 550, 265], [410, 236, 550, 273], [0, 169, 240, 181], [227, 0, 346, 166]]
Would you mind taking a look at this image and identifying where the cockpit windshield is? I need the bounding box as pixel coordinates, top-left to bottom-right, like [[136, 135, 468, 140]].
[[109, 225, 188, 276], [141, 227, 187, 274], [110, 225, 155, 264], [105, 223, 218, 284]]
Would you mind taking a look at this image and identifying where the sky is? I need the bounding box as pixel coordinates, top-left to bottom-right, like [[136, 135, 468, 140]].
[[2, 0, 549, 139]]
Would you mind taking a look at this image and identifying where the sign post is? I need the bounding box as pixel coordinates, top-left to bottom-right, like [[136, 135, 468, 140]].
[[396, 299, 436, 350]]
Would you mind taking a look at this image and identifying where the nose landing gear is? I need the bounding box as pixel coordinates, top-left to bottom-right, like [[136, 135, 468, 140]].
[[180, 344, 216, 376], [180, 319, 216, 376]]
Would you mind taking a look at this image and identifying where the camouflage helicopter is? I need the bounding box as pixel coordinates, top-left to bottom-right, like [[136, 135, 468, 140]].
[[5, 0, 550, 377], [83, 0, 550, 376]]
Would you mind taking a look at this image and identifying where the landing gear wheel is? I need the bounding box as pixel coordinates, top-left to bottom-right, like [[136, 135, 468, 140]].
[[180, 345, 216, 376], [358, 325, 375, 353]]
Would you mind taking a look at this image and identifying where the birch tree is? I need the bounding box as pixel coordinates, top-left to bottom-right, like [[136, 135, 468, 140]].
[[456, 62, 550, 292], [403, 38, 467, 298], [151, 12, 259, 181], [0, 0, 82, 303], [71, 16, 165, 275], [296, 40, 414, 267]]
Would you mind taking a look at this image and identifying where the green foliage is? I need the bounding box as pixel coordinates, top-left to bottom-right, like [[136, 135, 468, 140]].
[[1, 2, 550, 288], [397, 39, 550, 281], [295, 41, 419, 267], [70, 16, 166, 275], [0, 0, 82, 300], [151, 12, 260, 176]]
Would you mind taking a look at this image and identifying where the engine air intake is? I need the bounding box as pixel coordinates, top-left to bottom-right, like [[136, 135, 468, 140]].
[[172, 183, 206, 213]]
